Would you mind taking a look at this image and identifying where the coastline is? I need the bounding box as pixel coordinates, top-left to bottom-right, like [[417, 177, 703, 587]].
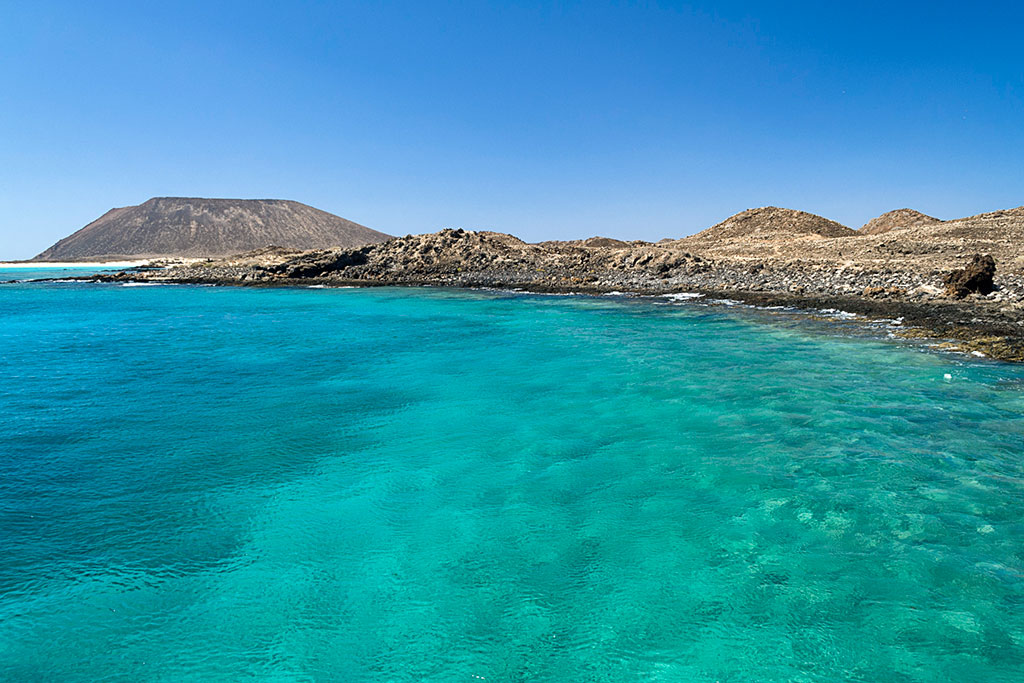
[[19, 215, 1024, 362]]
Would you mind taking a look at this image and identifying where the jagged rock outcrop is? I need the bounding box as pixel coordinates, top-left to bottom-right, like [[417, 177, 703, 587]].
[[150, 227, 712, 290], [859, 209, 941, 235], [944, 254, 996, 298], [34, 197, 392, 261]]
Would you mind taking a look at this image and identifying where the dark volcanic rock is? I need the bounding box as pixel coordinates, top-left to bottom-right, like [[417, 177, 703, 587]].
[[34, 197, 392, 261], [944, 254, 996, 298], [269, 247, 372, 278]]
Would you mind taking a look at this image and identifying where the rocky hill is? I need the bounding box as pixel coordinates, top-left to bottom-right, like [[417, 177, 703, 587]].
[[686, 207, 856, 242], [34, 197, 392, 261], [859, 209, 941, 235]]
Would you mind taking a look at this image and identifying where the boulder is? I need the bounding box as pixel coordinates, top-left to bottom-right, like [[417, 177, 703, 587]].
[[944, 254, 996, 298]]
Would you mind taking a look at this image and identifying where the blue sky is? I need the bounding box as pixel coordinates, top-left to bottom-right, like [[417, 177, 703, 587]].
[[2, 1, 1022, 258]]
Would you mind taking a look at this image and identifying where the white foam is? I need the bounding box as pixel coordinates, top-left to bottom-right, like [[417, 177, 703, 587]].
[[518, 291, 582, 297], [660, 292, 704, 301], [818, 308, 858, 320]]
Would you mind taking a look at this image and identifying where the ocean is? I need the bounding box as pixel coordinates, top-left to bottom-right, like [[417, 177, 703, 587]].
[[2, 275, 1023, 681]]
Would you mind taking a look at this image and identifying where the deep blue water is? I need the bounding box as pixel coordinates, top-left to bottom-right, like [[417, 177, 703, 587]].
[[2, 277, 1023, 681]]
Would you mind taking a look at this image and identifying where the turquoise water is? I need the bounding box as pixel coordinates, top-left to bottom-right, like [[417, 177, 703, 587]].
[[0, 264, 126, 281], [2, 278, 1024, 681]]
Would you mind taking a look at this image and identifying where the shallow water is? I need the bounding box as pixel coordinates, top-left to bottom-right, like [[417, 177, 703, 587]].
[[2, 281, 1023, 681], [0, 264, 125, 282]]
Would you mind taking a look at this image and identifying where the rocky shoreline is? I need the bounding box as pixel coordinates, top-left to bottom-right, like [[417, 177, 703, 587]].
[[83, 211, 1024, 362]]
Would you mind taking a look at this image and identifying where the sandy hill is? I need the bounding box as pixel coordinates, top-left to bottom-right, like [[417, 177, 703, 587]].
[[686, 207, 855, 242], [34, 197, 392, 261], [859, 209, 941, 235]]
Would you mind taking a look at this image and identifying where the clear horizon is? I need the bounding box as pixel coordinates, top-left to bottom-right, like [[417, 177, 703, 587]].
[[2, 1, 1022, 259]]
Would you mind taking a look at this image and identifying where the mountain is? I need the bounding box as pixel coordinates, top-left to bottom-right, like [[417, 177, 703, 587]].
[[686, 207, 855, 242], [859, 209, 941, 235], [33, 197, 392, 261]]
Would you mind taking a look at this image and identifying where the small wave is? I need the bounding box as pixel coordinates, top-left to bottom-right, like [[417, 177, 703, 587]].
[[520, 291, 585, 297], [661, 292, 705, 301], [121, 282, 164, 287], [470, 287, 577, 297], [818, 308, 858, 320]]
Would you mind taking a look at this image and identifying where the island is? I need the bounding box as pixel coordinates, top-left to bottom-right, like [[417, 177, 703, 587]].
[[78, 204, 1024, 362]]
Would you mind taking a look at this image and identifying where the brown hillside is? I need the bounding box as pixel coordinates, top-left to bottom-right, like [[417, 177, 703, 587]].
[[34, 197, 392, 261]]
